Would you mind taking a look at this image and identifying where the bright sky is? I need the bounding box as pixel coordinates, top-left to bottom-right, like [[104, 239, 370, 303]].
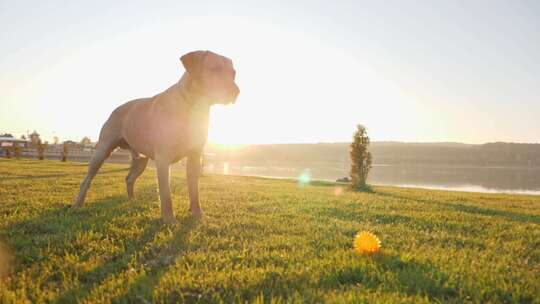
[[1, 0, 539, 144]]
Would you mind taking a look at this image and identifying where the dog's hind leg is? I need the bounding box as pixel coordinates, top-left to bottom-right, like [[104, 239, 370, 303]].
[[72, 140, 117, 208], [125, 151, 149, 200]]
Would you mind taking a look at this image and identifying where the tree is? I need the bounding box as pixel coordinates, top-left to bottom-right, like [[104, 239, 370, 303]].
[[80, 136, 91, 146], [53, 136, 60, 145], [29, 131, 41, 147], [61, 142, 69, 162], [37, 140, 47, 160], [14, 145, 21, 159], [350, 124, 372, 190]]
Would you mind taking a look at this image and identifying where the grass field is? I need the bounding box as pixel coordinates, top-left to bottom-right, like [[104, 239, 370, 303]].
[[0, 159, 539, 303]]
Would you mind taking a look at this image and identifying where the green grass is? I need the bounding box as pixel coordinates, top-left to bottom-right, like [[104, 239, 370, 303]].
[[0, 159, 539, 303]]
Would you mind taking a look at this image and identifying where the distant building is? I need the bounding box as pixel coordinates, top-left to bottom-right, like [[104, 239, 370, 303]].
[[0, 136, 28, 156], [0, 136, 28, 148], [62, 140, 95, 151]]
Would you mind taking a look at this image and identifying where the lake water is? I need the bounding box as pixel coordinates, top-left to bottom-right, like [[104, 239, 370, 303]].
[[202, 161, 540, 195], [20, 150, 539, 195]]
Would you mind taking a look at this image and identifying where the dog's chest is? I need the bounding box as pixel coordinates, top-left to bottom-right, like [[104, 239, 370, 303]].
[[164, 121, 206, 164], [169, 105, 209, 153], [186, 122, 208, 150]]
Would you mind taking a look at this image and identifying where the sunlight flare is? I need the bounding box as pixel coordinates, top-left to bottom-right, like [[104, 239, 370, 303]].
[[297, 169, 311, 187], [223, 162, 229, 175]]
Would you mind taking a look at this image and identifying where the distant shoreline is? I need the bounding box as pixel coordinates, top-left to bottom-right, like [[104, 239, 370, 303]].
[[6, 148, 539, 196]]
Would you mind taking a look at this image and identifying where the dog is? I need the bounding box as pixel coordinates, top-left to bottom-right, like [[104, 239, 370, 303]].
[[72, 50, 240, 224]]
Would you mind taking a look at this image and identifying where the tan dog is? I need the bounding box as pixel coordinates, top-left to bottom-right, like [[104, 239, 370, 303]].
[[73, 50, 239, 224]]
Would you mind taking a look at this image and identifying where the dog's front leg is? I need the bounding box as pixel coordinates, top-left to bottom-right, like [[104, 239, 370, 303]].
[[155, 155, 176, 224], [187, 150, 203, 217]]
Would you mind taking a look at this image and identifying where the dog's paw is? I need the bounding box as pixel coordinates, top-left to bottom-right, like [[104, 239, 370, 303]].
[[162, 216, 178, 226], [190, 209, 204, 219]]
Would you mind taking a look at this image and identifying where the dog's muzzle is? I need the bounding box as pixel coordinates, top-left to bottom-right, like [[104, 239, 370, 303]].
[[232, 85, 240, 103], [226, 85, 240, 104]]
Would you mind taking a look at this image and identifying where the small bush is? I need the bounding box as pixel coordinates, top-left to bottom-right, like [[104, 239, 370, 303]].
[[350, 124, 372, 190]]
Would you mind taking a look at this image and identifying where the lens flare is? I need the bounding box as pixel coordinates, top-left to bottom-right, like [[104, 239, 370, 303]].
[[334, 186, 343, 196], [298, 169, 312, 187], [223, 162, 229, 175]]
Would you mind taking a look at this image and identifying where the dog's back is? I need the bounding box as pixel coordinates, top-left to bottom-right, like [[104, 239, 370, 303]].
[[97, 98, 152, 150]]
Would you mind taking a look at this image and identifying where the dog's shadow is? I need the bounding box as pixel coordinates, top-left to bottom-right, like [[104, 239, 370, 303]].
[[6, 185, 198, 304]]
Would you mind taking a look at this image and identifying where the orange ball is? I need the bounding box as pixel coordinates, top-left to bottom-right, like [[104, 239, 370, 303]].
[[353, 231, 381, 254]]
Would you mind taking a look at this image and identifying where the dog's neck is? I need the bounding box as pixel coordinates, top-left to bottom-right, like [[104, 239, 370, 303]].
[[156, 74, 210, 111], [175, 74, 200, 107], [157, 75, 211, 129]]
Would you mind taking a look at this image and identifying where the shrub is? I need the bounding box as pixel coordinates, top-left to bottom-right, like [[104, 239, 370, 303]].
[[350, 124, 372, 190]]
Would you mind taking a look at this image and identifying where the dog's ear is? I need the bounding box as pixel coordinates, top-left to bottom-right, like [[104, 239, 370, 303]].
[[180, 51, 207, 76]]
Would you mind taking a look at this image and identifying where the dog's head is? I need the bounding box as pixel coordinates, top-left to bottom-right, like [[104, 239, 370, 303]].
[[181, 50, 240, 105]]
